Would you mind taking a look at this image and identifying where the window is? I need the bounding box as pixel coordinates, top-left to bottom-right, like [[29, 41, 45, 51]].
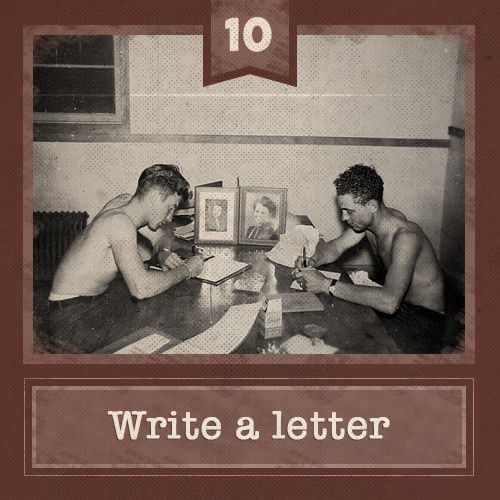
[[33, 35, 127, 125]]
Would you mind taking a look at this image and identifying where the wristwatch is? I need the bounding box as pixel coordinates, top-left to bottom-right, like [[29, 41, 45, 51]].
[[328, 278, 338, 297]]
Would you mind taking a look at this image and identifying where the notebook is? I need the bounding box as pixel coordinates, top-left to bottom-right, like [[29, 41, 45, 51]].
[[194, 255, 251, 285]]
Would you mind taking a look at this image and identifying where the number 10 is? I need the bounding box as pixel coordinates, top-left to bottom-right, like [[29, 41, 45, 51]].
[[225, 17, 272, 52]]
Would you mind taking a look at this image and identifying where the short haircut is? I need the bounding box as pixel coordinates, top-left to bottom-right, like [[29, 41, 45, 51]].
[[134, 164, 192, 202], [334, 164, 384, 204], [254, 196, 277, 218]]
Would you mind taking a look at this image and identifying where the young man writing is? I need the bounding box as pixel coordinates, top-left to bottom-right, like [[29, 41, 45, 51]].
[[47, 164, 204, 353], [294, 164, 445, 353]]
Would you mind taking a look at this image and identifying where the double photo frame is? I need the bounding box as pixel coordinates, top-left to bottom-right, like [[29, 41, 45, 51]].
[[194, 186, 287, 246]]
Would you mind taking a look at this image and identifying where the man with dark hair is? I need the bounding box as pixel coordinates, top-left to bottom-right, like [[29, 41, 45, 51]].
[[294, 164, 445, 353], [48, 164, 204, 353]]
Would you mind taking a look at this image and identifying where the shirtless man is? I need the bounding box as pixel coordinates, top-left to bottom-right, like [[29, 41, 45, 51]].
[[294, 164, 445, 353], [48, 164, 204, 353]]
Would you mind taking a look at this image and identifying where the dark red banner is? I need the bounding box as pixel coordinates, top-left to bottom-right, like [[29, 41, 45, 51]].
[[205, 0, 295, 86]]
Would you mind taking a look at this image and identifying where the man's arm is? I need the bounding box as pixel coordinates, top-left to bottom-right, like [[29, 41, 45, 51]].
[[297, 230, 421, 314], [107, 214, 203, 299], [310, 228, 366, 267]]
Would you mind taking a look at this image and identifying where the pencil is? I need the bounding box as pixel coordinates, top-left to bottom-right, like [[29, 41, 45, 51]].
[[303, 246, 307, 267]]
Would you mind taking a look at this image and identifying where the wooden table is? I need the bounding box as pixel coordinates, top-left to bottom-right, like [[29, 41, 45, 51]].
[[95, 244, 400, 354]]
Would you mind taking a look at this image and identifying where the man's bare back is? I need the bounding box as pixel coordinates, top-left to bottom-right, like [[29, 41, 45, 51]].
[[51, 207, 138, 297], [364, 213, 444, 313]]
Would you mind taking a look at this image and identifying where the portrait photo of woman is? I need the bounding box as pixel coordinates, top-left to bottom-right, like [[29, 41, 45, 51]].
[[245, 196, 278, 240], [239, 187, 287, 246]]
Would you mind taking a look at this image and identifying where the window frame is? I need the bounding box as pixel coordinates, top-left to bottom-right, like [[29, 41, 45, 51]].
[[33, 35, 129, 136]]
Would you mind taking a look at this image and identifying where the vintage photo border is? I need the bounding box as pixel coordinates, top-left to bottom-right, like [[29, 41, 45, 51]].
[[23, 25, 473, 365]]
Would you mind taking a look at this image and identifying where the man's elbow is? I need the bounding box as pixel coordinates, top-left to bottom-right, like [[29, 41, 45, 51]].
[[130, 289, 149, 301], [377, 295, 401, 315], [127, 280, 151, 301]]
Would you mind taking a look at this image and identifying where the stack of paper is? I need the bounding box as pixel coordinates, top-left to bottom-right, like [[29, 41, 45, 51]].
[[174, 221, 194, 241]]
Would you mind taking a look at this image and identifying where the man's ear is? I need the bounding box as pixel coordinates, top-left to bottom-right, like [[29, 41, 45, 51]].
[[149, 188, 163, 204], [366, 199, 379, 213]]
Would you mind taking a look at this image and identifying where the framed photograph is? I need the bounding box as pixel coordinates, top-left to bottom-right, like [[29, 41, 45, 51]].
[[194, 187, 239, 244], [238, 187, 287, 246]]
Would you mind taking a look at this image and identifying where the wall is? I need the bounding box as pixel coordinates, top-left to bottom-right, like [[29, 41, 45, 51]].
[[33, 34, 462, 256], [129, 35, 459, 138], [440, 38, 466, 290]]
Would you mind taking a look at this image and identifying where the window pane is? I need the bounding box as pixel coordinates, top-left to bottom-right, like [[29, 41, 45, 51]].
[[34, 95, 116, 114], [33, 35, 114, 66], [34, 67, 116, 114]]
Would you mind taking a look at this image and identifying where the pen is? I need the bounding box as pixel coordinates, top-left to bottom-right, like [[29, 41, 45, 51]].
[[303, 246, 307, 268], [193, 244, 214, 261]]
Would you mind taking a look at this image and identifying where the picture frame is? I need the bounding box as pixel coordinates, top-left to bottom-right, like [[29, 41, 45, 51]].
[[194, 187, 239, 244], [238, 187, 287, 246]]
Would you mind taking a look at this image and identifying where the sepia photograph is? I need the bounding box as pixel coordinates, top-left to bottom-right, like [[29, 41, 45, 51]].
[[27, 29, 469, 360]]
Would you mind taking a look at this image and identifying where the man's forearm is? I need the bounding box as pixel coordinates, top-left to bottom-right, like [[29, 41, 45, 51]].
[[131, 265, 191, 300], [333, 281, 400, 315], [312, 240, 343, 267]]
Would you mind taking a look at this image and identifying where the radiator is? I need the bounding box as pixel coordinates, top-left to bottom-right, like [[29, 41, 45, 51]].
[[33, 211, 89, 282]]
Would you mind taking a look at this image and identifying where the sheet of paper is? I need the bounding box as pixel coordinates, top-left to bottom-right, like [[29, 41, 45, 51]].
[[290, 270, 341, 290], [114, 333, 171, 354], [164, 302, 261, 354], [347, 270, 382, 287], [195, 255, 249, 284], [266, 225, 320, 268]]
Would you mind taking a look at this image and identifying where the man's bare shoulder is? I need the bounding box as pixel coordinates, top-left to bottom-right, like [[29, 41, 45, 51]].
[[96, 193, 133, 215], [387, 206, 408, 221], [387, 208, 426, 241], [91, 206, 136, 236], [392, 221, 426, 251]]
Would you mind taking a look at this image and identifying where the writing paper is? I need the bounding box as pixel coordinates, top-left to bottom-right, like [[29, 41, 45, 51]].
[[164, 302, 261, 354], [113, 333, 171, 354]]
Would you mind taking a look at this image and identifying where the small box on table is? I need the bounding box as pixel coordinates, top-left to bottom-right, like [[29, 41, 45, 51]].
[[256, 297, 283, 339]]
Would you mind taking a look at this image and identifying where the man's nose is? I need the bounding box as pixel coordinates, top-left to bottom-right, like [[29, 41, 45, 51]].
[[341, 212, 349, 222]]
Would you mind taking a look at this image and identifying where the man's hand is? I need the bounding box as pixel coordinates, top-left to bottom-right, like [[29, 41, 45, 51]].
[[293, 255, 317, 271], [159, 249, 184, 270], [184, 254, 204, 278], [293, 268, 331, 294]]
